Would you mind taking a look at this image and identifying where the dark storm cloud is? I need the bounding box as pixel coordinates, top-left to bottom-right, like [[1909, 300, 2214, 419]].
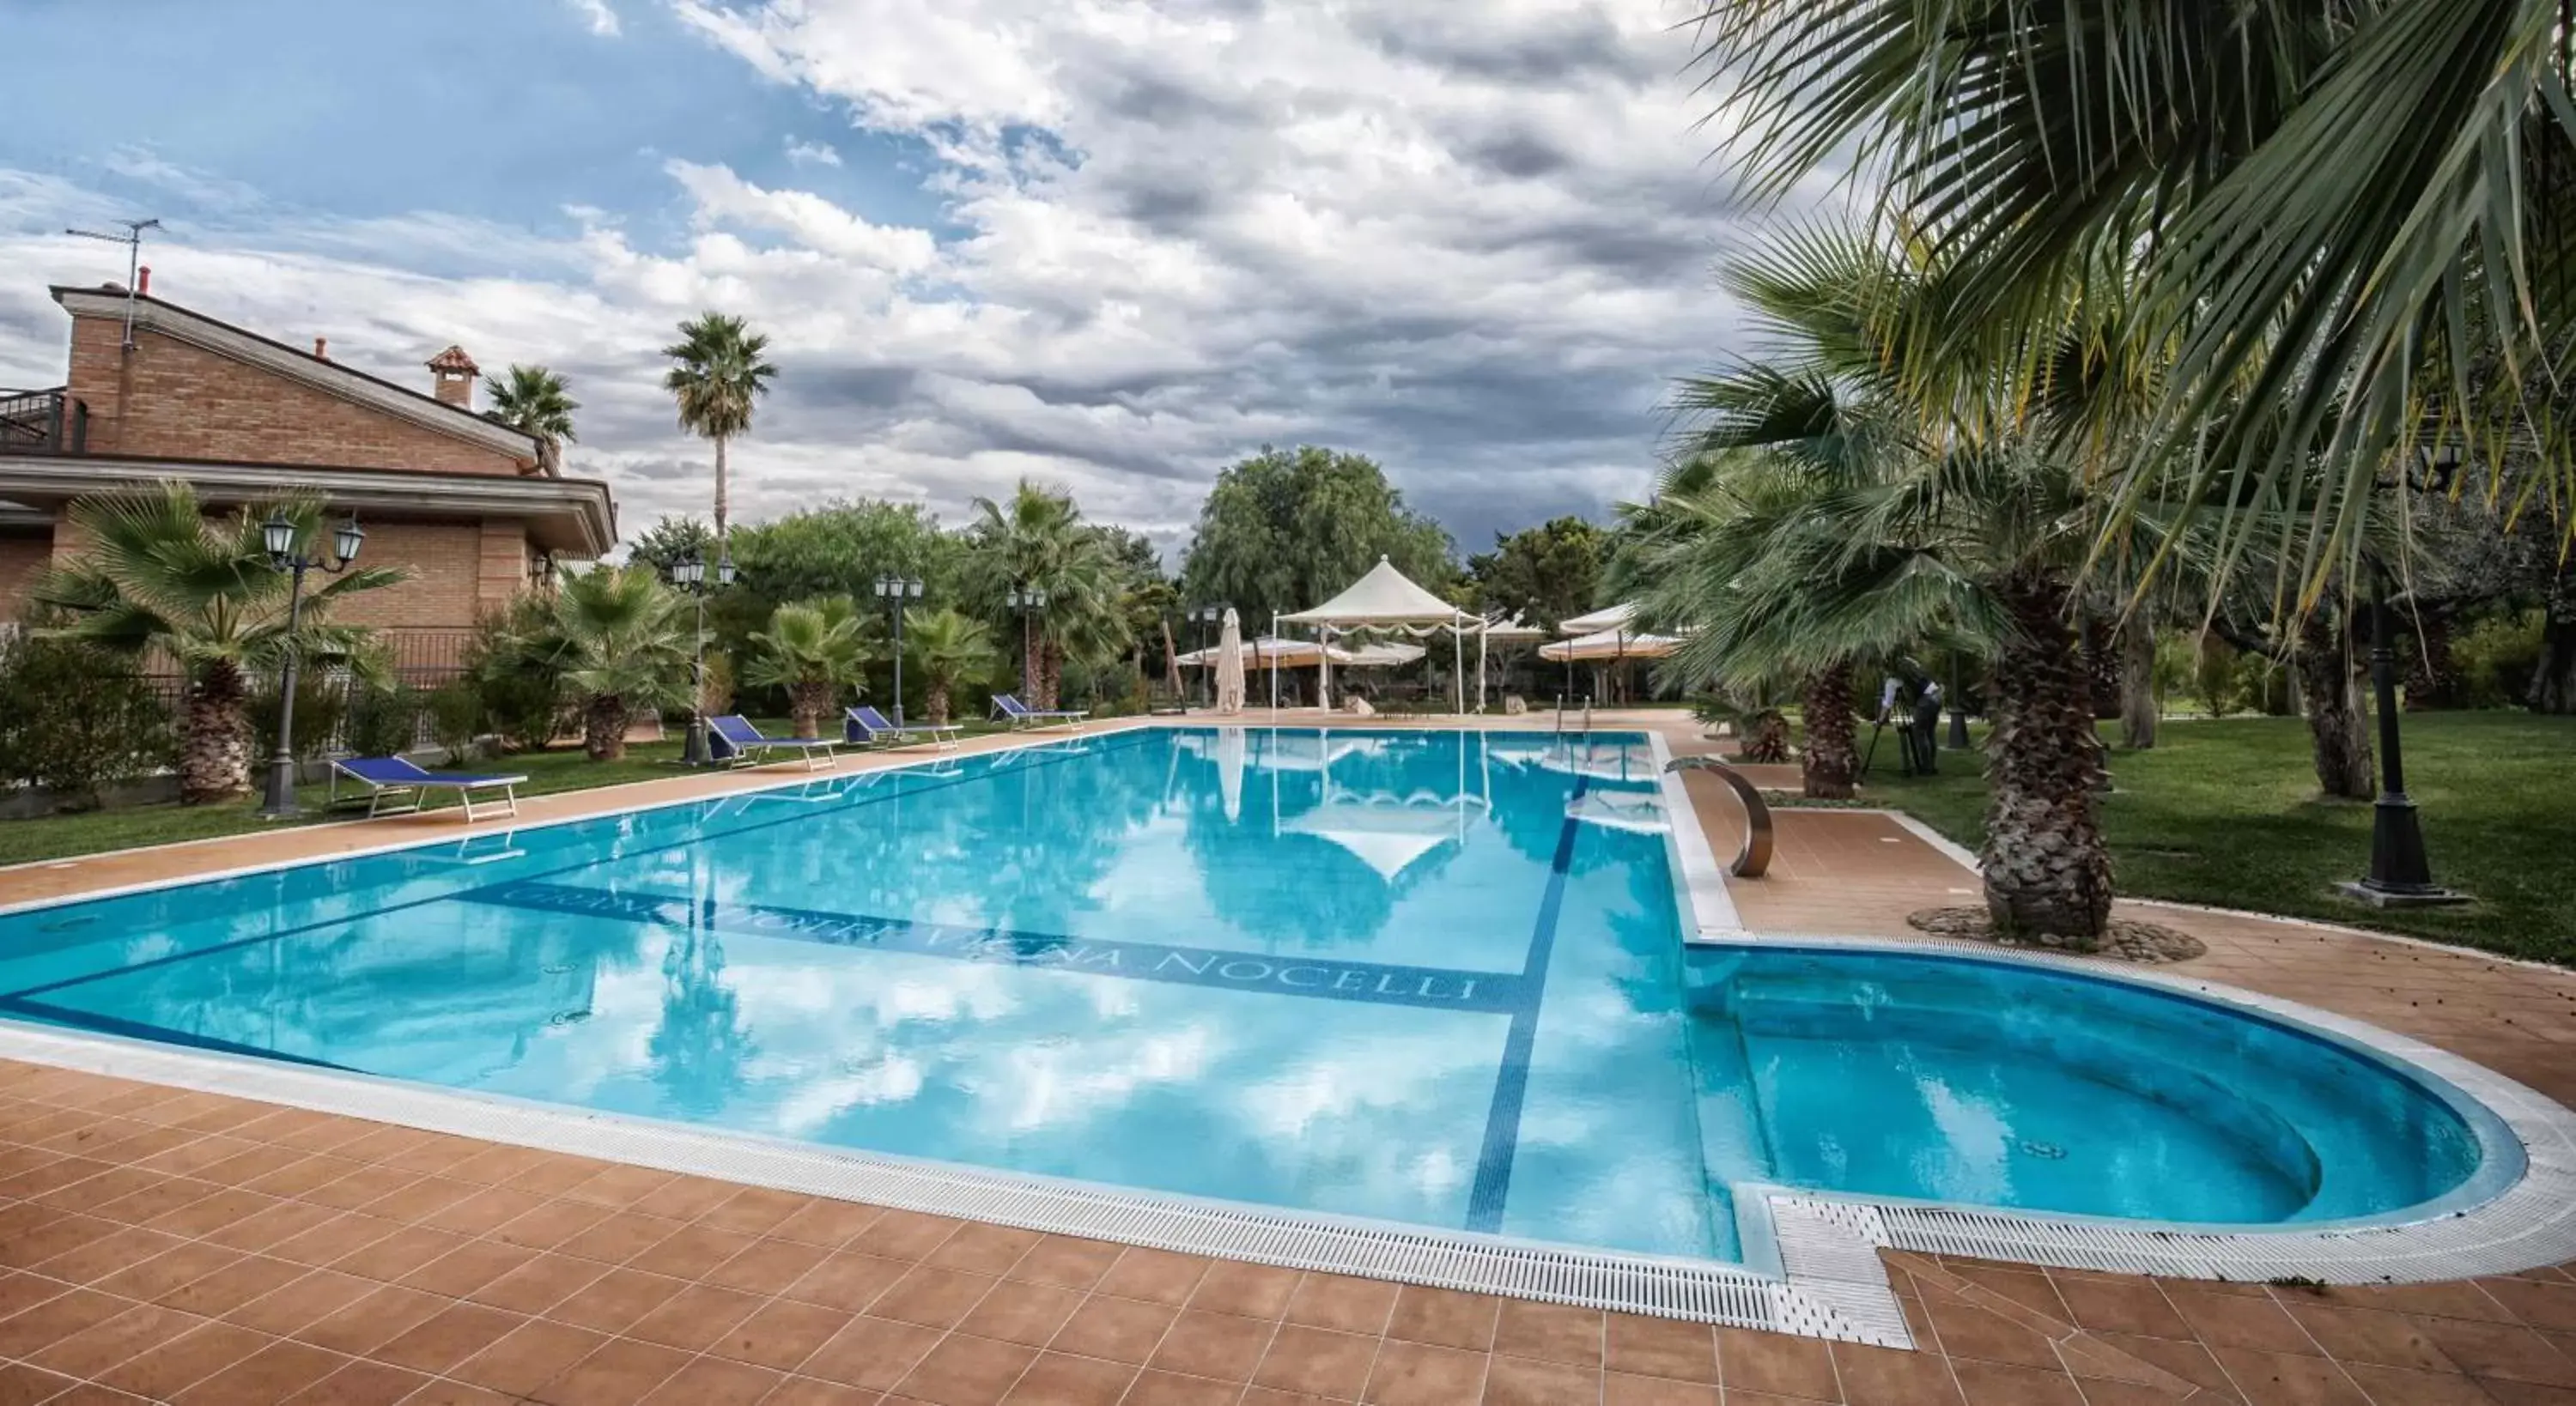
[[802, 364, 922, 408], [1460, 130, 1573, 181], [1352, 9, 1662, 86]]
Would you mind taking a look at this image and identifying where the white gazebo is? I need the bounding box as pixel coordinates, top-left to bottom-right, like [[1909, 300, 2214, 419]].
[[1556, 603, 1637, 636], [1278, 556, 1475, 712], [1469, 615, 1549, 712], [1539, 603, 1679, 704]]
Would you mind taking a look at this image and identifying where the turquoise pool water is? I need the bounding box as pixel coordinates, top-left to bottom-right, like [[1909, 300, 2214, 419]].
[[0, 729, 2494, 1262]]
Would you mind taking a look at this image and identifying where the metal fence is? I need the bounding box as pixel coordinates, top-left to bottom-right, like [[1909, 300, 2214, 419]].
[[138, 628, 481, 755]]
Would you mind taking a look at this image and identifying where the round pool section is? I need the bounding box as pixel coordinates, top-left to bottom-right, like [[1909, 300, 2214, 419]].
[[1682, 944, 2508, 1230]]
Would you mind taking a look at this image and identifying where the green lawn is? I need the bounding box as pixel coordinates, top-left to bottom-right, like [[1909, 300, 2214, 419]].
[[1830, 712, 2576, 967], [0, 717, 1026, 870]]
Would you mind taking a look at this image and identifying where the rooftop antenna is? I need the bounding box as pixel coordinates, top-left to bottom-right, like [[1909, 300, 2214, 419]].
[[64, 218, 162, 352]]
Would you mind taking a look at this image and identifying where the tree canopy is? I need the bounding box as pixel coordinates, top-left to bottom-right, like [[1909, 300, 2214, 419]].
[[1467, 516, 1608, 629], [1178, 446, 1455, 623]]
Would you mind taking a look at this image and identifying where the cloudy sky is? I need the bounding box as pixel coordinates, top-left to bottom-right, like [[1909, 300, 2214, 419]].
[[0, 0, 1754, 560]]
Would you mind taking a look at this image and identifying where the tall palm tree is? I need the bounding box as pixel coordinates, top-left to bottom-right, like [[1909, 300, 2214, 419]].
[[662, 313, 778, 547], [516, 564, 693, 761], [483, 364, 579, 471], [36, 484, 407, 803], [743, 596, 869, 737], [905, 607, 999, 725]]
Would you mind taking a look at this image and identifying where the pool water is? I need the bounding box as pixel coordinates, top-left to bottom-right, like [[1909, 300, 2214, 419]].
[[0, 729, 2493, 1263]]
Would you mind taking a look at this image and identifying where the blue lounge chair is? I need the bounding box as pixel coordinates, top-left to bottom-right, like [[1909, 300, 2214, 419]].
[[331, 756, 527, 821], [992, 694, 1089, 730], [844, 705, 962, 751], [708, 715, 840, 772]]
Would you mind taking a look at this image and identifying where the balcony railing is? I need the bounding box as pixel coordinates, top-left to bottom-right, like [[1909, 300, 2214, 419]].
[[0, 388, 87, 455]]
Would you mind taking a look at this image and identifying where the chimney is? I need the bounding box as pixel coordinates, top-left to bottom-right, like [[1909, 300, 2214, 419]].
[[426, 344, 479, 410], [313, 336, 328, 360], [137, 266, 150, 295]]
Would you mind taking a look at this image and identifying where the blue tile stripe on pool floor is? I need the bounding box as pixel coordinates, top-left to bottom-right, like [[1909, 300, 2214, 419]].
[[1464, 775, 1589, 1232], [455, 881, 1530, 1015]]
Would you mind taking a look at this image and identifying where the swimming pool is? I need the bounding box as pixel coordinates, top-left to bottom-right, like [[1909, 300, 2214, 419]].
[[0, 727, 2514, 1270]]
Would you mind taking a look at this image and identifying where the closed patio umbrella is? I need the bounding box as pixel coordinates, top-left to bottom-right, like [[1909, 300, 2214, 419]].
[[1215, 608, 1247, 716]]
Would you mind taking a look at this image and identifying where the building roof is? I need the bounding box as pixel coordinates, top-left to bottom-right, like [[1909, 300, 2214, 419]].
[[427, 345, 481, 374], [48, 286, 538, 466]]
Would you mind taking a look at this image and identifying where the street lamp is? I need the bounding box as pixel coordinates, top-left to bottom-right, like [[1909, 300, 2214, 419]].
[[1189, 604, 1225, 708], [874, 574, 924, 726], [1006, 585, 1048, 703], [2342, 444, 2469, 908], [668, 549, 736, 766], [258, 509, 366, 819]]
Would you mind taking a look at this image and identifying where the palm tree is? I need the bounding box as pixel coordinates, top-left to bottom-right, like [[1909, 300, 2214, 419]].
[[36, 483, 407, 803], [905, 607, 998, 725], [1687, 0, 2576, 585], [965, 481, 1133, 710], [742, 596, 868, 737], [517, 564, 693, 761], [483, 364, 579, 471], [1631, 222, 2202, 942], [662, 313, 778, 547]]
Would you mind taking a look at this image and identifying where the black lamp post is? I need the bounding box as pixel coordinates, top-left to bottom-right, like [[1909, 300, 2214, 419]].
[[1189, 604, 1224, 707], [669, 550, 736, 766], [258, 510, 366, 820], [1007, 585, 1048, 701], [875, 574, 924, 726], [2341, 445, 2468, 908]]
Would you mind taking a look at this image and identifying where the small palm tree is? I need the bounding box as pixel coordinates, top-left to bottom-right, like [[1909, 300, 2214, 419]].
[[905, 607, 998, 725], [662, 313, 778, 546], [965, 482, 1134, 709], [483, 365, 579, 470], [517, 565, 693, 761], [743, 596, 868, 737], [36, 483, 408, 803]]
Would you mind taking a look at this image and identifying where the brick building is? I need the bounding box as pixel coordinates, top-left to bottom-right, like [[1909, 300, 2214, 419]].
[[0, 278, 617, 676]]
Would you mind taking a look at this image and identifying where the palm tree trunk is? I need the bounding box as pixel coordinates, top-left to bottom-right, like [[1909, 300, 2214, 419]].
[[712, 433, 730, 547], [1741, 709, 1790, 764], [787, 683, 827, 739], [585, 694, 629, 761], [2118, 615, 2159, 749], [1983, 567, 2114, 942], [2296, 603, 2374, 798], [1800, 665, 1856, 799], [180, 662, 253, 803], [927, 680, 951, 726], [1039, 643, 1064, 712], [1022, 621, 1042, 707]]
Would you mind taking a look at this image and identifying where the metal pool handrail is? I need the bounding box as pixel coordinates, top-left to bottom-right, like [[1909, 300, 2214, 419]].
[[1664, 754, 1773, 878]]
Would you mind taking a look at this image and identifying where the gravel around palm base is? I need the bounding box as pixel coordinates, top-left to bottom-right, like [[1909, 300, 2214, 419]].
[[1907, 906, 2209, 962]]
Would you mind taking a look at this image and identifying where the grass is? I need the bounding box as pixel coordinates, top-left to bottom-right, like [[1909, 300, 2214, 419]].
[[0, 716, 1027, 870], [1827, 711, 2576, 967]]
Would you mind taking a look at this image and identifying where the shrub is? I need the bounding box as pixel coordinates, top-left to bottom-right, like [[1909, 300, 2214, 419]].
[[2189, 636, 2243, 718], [425, 681, 484, 764], [343, 684, 422, 760], [0, 633, 171, 809], [2451, 609, 2544, 710], [250, 671, 349, 764], [465, 598, 567, 752]]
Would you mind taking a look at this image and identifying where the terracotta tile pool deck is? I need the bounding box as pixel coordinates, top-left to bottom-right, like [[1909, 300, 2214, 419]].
[[0, 715, 2570, 1404]]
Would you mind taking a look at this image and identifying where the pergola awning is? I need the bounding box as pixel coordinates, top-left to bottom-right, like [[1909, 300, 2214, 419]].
[[1279, 556, 1472, 627], [1539, 626, 1683, 663], [1556, 603, 1637, 635]]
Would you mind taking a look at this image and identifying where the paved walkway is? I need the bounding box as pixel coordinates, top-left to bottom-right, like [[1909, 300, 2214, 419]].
[[0, 715, 2569, 1403]]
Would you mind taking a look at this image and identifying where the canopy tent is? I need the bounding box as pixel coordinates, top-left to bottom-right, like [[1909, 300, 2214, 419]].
[[1557, 602, 1637, 635], [1539, 626, 1684, 664], [1278, 555, 1475, 712]]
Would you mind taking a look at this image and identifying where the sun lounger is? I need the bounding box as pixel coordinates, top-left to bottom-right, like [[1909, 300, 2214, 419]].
[[707, 715, 840, 772], [844, 705, 963, 751], [991, 694, 1089, 730], [331, 756, 526, 821]]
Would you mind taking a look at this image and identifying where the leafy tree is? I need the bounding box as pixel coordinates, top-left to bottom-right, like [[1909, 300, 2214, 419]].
[[663, 312, 779, 546], [467, 595, 568, 753], [1179, 445, 1455, 624], [35, 484, 406, 803], [905, 607, 999, 724], [424, 681, 484, 764], [515, 565, 693, 761], [483, 364, 579, 470], [627, 516, 714, 577], [1467, 517, 1609, 629], [743, 596, 870, 738], [343, 683, 422, 760], [0, 631, 169, 809]]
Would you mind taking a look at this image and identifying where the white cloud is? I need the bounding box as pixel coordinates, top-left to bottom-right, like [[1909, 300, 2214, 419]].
[[782, 137, 843, 168], [0, 0, 1764, 552], [568, 0, 622, 36]]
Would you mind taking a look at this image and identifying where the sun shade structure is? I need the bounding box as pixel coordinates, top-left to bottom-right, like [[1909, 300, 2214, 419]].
[[1279, 555, 1474, 711], [1557, 602, 1637, 635], [1214, 607, 1247, 716], [1539, 626, 1683, 663], [1470, 615, 1549, 712]]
